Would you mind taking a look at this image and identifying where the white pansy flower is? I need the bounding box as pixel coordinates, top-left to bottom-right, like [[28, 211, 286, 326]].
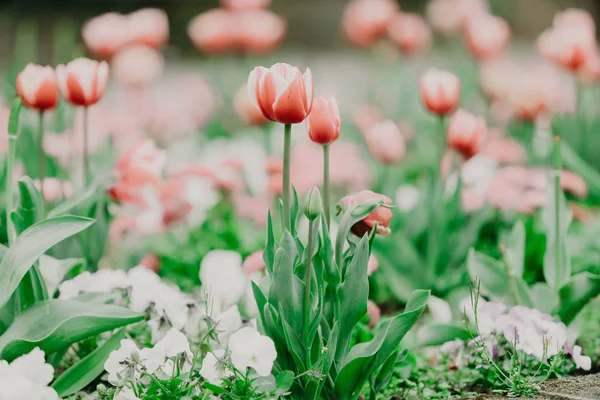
[[0, 348, 59, 400], [214, 305, 243, 347], [154, 328, 193, 360], [229, 327, 276, 377], [141, 328, 193, 378], [427, 296, 452, 324], [59, 270, 129, 299], [104, 339, 140, 385], [572, 345, 592, 371], [395, 185, 421, 211], [114, 386, 141, 400], [200, 250, 248, 310], [200, 349, 228, 385]]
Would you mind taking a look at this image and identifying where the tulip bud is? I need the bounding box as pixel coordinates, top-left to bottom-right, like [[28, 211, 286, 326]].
[[338, 190, 393, 236], [304, 186, 323, 221], [387, 13, 432, 56], [56, 58, 109, 107], [364, 120, 406, 164], [419, 69, 461, 116], [307, 96, 341, 145], [464, 13, 510, 62], [447, 109, 487, 159]]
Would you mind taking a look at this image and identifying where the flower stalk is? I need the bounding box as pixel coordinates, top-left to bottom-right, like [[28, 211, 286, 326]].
[[37, 111, 45, 201], [83, 106, 89, 187], [323, 144, 331, 230], [6, 98, 22, 245], [282, 123, 292, 231], [552, 135, 562, 280]]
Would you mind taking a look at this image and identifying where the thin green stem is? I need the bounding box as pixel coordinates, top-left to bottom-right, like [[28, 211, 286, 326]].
[[37, 111, 45, 201], [282, 123, 292, 232], [304, 220, 314, 363], [6, 137, 17, 245], [552, 136, 562, 282], [82, 106, 89, 187], [323, 144, 331, 230]]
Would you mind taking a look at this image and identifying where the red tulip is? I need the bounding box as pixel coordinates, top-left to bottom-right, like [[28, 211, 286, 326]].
[[221, 0, 271, 11], [364, 120, 405, 164], [447, 109, 487, 159], [57, 58, 109, 107], [342, 0, 399, 48], [82, 12, 130, 59], [188, 9, 236, 54], [16, 64, 59, 111], [307, 96, 341, 145], [339, 190, 393, 236], [127, 8, 169, 49], [235, 10, 286, 54], [247, 63, 313, 124], [419, 69, 461, 116], [387, 12, 432, 56], [464, 13, 510, 61]]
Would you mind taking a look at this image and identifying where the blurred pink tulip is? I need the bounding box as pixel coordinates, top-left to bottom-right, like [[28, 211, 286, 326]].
[[248, 63, 313, 124], [387, 12, 432, 56], [234, 84, 268, 126], [426, 0, 488, 36], [127, 8, 169, 49], [232, 192, 273, 226], [339, 190, 393, 236], [112, 45, 165, 87], [243, 251, 266, 275], [367, 300, 381, 328], [57, 58, 109, 107], [364, 120, 405, 163], [478, 60, 518, 101], [140, 253, 160, 272], [342, 0, 399, 48], [235, 10, 286, 54], [553, 8, 595, 34], [508, 71, 553, 122], [461, 188, 486, 212], [464, 13, 510, 61], [16, 64, 58, 111], [447, 109, 487, 159], [221, 0, 271, 11], [420, 69, 461, 116], [82, 13, 130, 59], [188, 9, 236, 54], [479, 131, 526, 165], [367, 254, 379, 276], [308, 96, 341, 146], [34, 178, 72, 203], [538, 24, 597, 72], [352, 104, 384, 135], [265, 156, 283, 174]]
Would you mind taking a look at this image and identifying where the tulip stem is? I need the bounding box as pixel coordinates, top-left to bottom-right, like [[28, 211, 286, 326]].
[[323, 144, 331, 231], [6, 136, 17, 245], [82, 106, 89, 188], [304, 219, 314, 351], [37, 111, 45, 201], [553, 135, 562, 281], [282, 123, 292, 232], [439, 116, 446, 163]]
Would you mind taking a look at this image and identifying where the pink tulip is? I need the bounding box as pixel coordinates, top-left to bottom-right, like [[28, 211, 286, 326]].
[[464, 13, 510, 61], [221, 0, 270, 11], [447, 109, 487, 159], [364, 120, 406, 164], [307, 96, 341, 146], [538, 24, 597, 72], [479, 131, 526, 165], [367, 254, 379, 276], [553, 8, 595, 34], [34, 178, 73, 203], [140, 253, 160, 272], [56, 58, 109, 107], [508, 73, 552, 122], [243, 251, 266, 275], [235, 10, 286, 54], [82, 13, 130, 59], [342, 0, 399, 48], [188, 9, 236, 54], [234, 84, 268, 126], [16, 64, 59, 111], [387, 12, 432, 56], [352, 104, 384, 134], [420, 69, 460, 116], [367, 300, 381, 328], [232, 192, 273, 227], [426, 0, 488, 36], [112, 45, 164, 86], [339, 190, 393, 236], [127, 8, 169, 49], [478, 60, 518, 101], [248, 63, 313, 124]]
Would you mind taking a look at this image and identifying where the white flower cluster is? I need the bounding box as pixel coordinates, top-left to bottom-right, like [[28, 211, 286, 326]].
[[0, 348, 59, 400], [445, 299, 592, 370]]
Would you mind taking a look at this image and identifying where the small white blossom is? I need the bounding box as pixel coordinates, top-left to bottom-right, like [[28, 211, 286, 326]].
[[200, 251, 248, 311], [104, 339, 140, 384], [200, 349, 228, 385], [0, 348, 58, 400], [214, 305, 243, 347], [572, 345, 592, 371], [229, 327, 276, 377]]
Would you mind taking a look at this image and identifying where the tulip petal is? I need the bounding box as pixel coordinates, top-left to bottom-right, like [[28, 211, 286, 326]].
[[66, 73, 87, 106], [272, 72, 309, 124]]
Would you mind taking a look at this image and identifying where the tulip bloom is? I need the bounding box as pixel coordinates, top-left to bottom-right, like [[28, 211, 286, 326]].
[[235, 10, 286, 54], [221, 0, 271, 11], [16, 64, 59, 111], [112, 45, 165, 86], [247, 63, 313, 124], [553, 8, 595, 34], [387, 13, 432, 56], [464, 14, 510, 61], [127, 8, 169, 49], [447, 109, 487, 159], [342, 0, 398, 48], [538, 24, 597, 72], [188, 10, 236, 54], [339, 190, 393, 236], [364, 120, 405, 164], [57, 58, 109, 107], [307, 96, 341, 146], [419, 69, 461, 116], [82, 13, 130, 59]]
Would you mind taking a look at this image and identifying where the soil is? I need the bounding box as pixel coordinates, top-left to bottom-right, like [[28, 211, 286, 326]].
[[467, 374, 600, 400]]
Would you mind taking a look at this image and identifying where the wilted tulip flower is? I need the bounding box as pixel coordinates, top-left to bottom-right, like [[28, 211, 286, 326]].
[[387, 12, 432, 56], [307, 96, 341, 146], [342, 0, 399, 48], [338, 190, 393, 236], [188, 9, 236, 54], [447, 109, 487, 159], [57, 58, 109, 107], [235, 10, 286, 54], [247, 63, 313, 124], [234, 84, 268, 126], [16, 64, 59, 111], [127, 8, 169, 49], [112, 45, 165, 87], [221, 0, 271, 12], [82, 12, 130, 59], [464, 13, 510, 61], [364, 120, 406, 164], [419, 69, 461, 116]]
